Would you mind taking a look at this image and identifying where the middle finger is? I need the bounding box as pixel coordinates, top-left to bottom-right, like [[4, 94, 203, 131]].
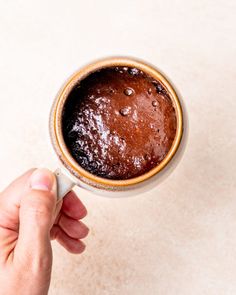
[[58, 213, 89, 239]]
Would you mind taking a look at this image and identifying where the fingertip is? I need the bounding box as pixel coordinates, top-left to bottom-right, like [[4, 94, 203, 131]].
[[70, 240, 86, 254], [30, 168, 56, 193], [51, 225, 86, 254], [58, 214, 89, 239], [62, 191, 87, 220]]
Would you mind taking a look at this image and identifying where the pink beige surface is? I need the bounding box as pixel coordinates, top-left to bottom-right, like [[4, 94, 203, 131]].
[[0, 1, 236, 294]]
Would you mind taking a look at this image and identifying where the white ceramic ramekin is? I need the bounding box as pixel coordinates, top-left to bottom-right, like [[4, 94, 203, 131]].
[[49, 57, 187, 199]]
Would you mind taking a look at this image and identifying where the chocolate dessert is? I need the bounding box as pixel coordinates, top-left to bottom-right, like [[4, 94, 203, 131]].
[[62, 66, 177, 180]]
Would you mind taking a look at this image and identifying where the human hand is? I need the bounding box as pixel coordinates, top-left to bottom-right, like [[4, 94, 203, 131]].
[[0, 168, 89, 295]]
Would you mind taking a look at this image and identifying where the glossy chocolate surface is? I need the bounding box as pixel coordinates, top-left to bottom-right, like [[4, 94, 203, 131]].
[[62, 67, 177, 180]]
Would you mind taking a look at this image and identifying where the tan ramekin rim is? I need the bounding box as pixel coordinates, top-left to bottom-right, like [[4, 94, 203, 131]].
[[53, 57, 183, 187]]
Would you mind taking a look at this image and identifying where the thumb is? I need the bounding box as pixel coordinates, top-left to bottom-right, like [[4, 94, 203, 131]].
[[15, 168, 57, 262]]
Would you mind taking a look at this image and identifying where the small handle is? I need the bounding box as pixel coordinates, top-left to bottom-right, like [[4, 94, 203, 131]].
[[54, 168, 75, 200]]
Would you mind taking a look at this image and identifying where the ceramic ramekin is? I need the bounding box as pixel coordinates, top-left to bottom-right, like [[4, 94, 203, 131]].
[[49, 57, 186, 198]]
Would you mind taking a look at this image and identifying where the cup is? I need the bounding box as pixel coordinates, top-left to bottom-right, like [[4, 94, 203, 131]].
[[49, 57, 186, 199]]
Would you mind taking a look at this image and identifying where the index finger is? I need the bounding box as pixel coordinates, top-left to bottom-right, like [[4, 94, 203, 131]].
[[62, 191, 87, 220]]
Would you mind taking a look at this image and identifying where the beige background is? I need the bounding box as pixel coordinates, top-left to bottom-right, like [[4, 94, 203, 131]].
[[0, 0, 236, 294]]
